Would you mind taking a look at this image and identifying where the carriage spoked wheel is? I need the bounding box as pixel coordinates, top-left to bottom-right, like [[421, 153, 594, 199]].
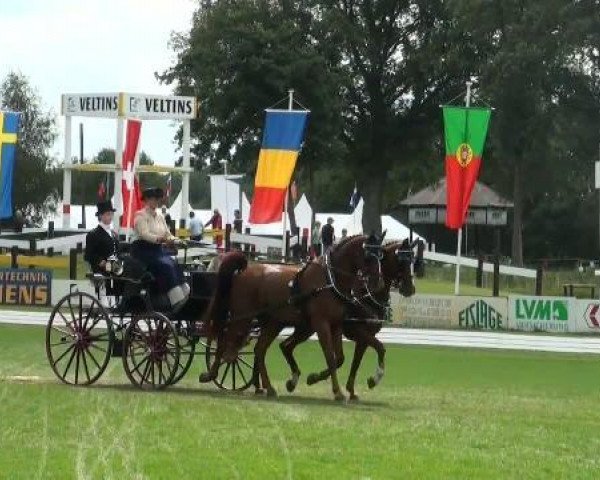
[[205, 332, 257, 391], [168, 320, 199, 386], [46, 292, 113, 386], [122, 312, 180, 390]]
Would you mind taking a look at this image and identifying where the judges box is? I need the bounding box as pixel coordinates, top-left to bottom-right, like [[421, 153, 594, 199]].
[[0, 269, 51, 306]]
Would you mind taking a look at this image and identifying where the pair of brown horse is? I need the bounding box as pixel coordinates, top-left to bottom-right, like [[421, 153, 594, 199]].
[[199, 234, 422, 401]]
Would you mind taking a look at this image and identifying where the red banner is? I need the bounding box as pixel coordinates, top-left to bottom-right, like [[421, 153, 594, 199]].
[[121, 120, 143, 228]]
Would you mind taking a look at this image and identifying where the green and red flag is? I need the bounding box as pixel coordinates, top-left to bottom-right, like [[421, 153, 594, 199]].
[[443, 106, 491, 229]]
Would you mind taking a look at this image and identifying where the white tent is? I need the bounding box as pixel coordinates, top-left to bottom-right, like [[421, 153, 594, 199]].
[[168, 192, 193, 225], [293, 194, 313, 234], [210, 174, 244, 225]]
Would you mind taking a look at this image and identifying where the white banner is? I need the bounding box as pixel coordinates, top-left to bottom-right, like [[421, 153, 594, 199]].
[[573, 299, 600, 333], [454, 296, 508, 331], [508, 295, 575, 333], [394, 294, 455, 328], [123, 94, 197, 120], [393, 294, 508, 331], [62, 93, 120, 117], [62, 92, 197, 120]]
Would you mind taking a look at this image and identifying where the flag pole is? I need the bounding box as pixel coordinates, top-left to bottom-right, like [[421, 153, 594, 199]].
[[454, 80, 472, 296], [282, 89, 294, 261], [125, 121, 141, 243]]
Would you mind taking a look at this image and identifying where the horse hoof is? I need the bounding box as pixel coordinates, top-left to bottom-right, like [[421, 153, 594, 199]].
[[334, 392, 346, 402], [306, 373, 319, 386], [286, 379, 297, 393], [255, 388, 265, 395], [267, 388, 278, 398], [367, 377, 376, 389], [199, 372, 214, 383], [349, 394, 359, 402]]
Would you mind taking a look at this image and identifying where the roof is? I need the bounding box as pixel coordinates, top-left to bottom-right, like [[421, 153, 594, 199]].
[[400, 178, 513, 208]]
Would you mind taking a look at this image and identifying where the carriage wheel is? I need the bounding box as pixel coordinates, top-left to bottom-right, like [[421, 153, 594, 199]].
[[122, 312, 180, 390], [205, 333, 257, 391], [168, 321, 198, 386], [46, 292, 113, 386]]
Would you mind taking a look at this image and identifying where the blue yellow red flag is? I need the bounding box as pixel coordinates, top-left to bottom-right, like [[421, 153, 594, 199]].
[[249, 109, 309, 224]]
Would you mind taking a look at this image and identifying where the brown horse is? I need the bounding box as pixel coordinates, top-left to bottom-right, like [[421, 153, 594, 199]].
[[199, 234, 385, 401], [279, 238, 423, 399]]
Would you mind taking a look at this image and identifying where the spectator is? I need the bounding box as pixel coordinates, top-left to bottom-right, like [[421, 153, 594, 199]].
[[205, 209, 223, 249], [189, 211, 203, 241], [161, 206, 173, 232], [321, 217, 335, 254], [340, 228, 348, 241], [14, 210, 24, 233], [232, 209, 243, 251], [233, 209, 243, 233], [311, 220, 321, 258]]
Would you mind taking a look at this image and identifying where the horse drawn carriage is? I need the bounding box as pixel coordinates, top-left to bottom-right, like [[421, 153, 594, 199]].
[[45, 233, 424, 400], [45, 245, 257, 391]]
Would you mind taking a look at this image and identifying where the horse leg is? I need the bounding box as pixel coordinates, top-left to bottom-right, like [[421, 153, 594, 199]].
[[254, 322, 281, 397], [306, 325, 344, 385], [346, 339, 368, 401], [199, 332, 224, 383], [365, 335, 386, 389], [314, 322, 345, 401], [280, 326, 312, 393]]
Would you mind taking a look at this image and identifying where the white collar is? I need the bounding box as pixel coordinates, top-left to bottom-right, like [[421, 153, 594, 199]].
[[99, 222, 113, 235]]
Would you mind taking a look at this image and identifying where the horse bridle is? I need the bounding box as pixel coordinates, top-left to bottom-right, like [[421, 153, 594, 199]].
[[324, 242, 385, 309]]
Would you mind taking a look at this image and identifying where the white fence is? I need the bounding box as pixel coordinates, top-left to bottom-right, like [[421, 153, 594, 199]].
[[424, 251, 537, 279]]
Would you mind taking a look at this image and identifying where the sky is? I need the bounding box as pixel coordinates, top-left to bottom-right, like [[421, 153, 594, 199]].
[[0, 0, 197, 166]]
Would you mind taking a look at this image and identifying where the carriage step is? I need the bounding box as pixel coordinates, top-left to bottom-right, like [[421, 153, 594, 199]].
[[112, 339, 124, 357]]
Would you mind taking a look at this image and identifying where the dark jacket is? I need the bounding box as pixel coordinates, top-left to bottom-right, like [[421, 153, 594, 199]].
[[321, 223, 334, 247], [84, 225, 120, 273]]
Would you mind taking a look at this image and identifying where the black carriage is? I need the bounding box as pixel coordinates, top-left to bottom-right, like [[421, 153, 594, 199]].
[[45, 249, 257, 391]]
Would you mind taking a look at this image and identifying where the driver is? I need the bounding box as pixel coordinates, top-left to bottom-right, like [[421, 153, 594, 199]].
[[84, 200, 121, 273], [131, 187, 190, 310]]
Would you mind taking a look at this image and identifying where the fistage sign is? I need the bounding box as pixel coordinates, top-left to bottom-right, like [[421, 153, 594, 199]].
[[455, 297, 507, 330], [393, 294, 508, 330], [0, 269, 51, 306]]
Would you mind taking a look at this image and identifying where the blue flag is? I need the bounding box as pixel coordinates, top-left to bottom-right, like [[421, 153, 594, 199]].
[[0, 112, 20, 219]]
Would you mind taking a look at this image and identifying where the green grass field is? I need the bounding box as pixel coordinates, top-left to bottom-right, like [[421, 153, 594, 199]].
[[2, 325, 600, 479]]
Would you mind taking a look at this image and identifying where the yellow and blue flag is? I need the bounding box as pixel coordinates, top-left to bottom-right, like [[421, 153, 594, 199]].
[[249, 109, 309, 223], [0, 112, 20, 219]]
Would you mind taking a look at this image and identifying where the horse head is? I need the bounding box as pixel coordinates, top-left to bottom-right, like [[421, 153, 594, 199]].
[[329, 233, 386, 293], [384, 238, 424, 297]]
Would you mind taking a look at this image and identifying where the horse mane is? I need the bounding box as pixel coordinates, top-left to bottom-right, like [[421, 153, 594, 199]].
[[331, 234, 365, 252]]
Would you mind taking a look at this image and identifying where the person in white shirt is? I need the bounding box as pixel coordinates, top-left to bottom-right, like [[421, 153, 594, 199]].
[[189, 211, 203, 241], [131, 187, 190, 310]]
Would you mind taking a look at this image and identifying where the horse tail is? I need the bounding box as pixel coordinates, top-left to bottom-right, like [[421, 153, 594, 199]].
[[204, 251, 248, 336]]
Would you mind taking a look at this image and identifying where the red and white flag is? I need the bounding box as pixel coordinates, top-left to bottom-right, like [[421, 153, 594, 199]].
[[165, 173, 172, 200], [121, 120, 143, 228]]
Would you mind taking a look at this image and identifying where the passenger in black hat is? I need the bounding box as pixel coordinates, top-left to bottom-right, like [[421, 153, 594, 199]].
[[131, 187, 190, 310], [84, 200, 119, 273]]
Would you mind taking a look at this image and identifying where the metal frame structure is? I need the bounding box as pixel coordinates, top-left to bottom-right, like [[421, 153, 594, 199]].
[[61, 92, 197, 231]]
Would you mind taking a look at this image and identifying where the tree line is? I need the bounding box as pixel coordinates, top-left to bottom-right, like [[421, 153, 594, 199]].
[[2, 0, 600, 264], [160, 0, 600, 265]]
